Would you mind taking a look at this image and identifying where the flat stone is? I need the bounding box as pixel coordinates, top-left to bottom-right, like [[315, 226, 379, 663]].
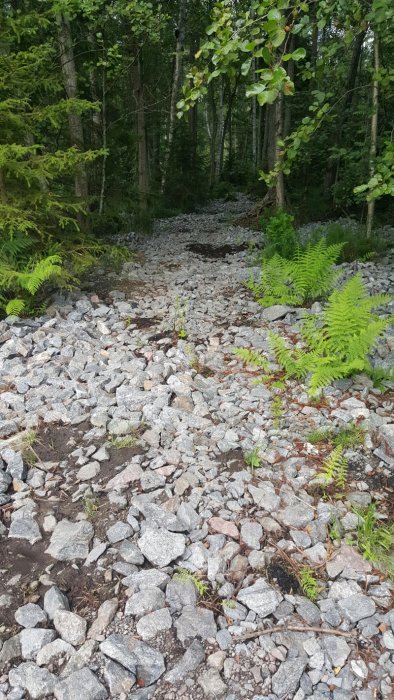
[[379, 424, 394, 455], [8, 662, 56, 699], [165, 579, 198, 613], [15, 604, 47, 629], [100, 635, 165, 686], [237, 579, 282, 617], [59, 639, 96, 678], [20, 628, 56, 660], [326, 545, 372, 578], [106, 521, 133, 543], [118, 540, 144, 565], [8, 515, 42, 545], [240, 521, 263, 549], [105, 463, 143, 491], [198, 668, 227, 697], [46, 520, 93, 561], [261, 305, 292, 321], [53, 610, 87, 646], [208, 517, 239, 539], [54, 668, 107, 700], [133, 501, 186, 532], [277, 504, 314, 528], [103, 660, 135, 695], [323, 636, 351, 667], [1, 448, 26, 479], [164, 639, 205, 683], [338, 594, 376, 623], [137, 527, 186, 567], [248, 483, 280, 512], [271, 657, 307, 698], [0, 634, 21, 670], [43, 587, 69, 620], [36, 639, 75, 667], [125, 587, 165, 618], [123, 569, 170, 591], [76, 462, 100, 481], [136, 608, 172, 640], [175, 605, 217, 645], [88, 599, 118, 640]]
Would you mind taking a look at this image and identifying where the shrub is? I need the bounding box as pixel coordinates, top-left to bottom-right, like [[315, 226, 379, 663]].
[[261, 209, 299, 259], [247, 239, 344, 307]]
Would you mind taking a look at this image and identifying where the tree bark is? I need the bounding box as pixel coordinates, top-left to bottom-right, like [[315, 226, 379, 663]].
[[161, 0, 187, 193], [275, 90, 285, 209], [129, 43, 149, 215], [366, 32, 379, 238], [56, 13, 89, 200]]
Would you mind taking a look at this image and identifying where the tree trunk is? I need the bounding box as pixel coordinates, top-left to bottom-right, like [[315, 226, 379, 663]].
[[99, 67, 107, 216], [310, 0, 318, 67], [56, 13, 88, 200], [161, 0, 187, 192], [366, 32, 379, 238], [275, 91, 285, 209], [129, 43, 149, 215]]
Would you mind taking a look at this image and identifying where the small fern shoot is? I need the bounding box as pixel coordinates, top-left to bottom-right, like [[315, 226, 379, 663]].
[[321, 445, 349, 491], [298, 566, 320, 601]]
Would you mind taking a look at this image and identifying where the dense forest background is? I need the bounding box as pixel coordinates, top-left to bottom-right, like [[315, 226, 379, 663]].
[[0, 0, 393, 314]]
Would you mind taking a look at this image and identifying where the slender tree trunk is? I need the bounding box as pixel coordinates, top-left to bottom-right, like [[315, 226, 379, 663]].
[[366, 32, 379, 238], [275, 91, 285, 209], [310, 0, 318, 67], [56, 13, 88, 200], [161, 0, 187, 192], [214, 78, 225, 181], [208, 82, 218, 189], [251, 58, 258, 166], [129, 43, 149, 215], [99, 67, 107, 215]]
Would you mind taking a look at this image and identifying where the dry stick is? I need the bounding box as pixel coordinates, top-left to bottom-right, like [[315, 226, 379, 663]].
[[236, 625, 355, 642]]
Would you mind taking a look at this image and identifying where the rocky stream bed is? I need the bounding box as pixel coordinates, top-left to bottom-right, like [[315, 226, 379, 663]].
[[1, 195, 394, 700]]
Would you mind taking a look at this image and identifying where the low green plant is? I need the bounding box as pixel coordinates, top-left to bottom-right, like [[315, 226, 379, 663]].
[[271, 395, 283, 427], [298, 566, 320, 601], [221, 599, 236, 610], [321, 445, 349, 491], [247, 239, 344, 307], [328, 515, 342, 543], [233, 347, 270, 372], [319, 222, 387, 263], [261, 209, 299, 260], [173, 568, 208, 596], [174, 297, 188, 339], [269, 274, 393, 395], [109, 433, 138, 449], [244, 446, 262, 469], [83, 495, 99, 520], [306, 423, 365, 448], [355, 504, 394, 576]]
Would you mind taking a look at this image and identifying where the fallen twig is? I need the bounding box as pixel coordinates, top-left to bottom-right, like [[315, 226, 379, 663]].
[[235, 624, 355, 642]]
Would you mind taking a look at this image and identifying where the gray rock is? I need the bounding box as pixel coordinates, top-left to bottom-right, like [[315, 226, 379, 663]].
[[248, 483, 280, 512], [271, 657, 307, 698], [87, 599, 118, 640], [278, 504, 314, 528], [0, 470, 11, 493], [175, 605, 217, 645], [46, 520, 93, 561], [8, 515, 42, 545], [338, 595, 376, 623], [54, 668, 107, 700], [177, 502, 202, 530], [101, 636, 165, 686], [0, 419, 18, 439], [118, 540, 145, 565], [378, 423, 394, 455], [125, 587, 165, 618], [53, 610, 87, 646], [8, 662, 56, 699], [323, 636, 351, 667], [123, 569, 170, 591], [20, 628, 56, 660], [165, 579, 198, 613], [103, 660, 135, 695], [106, 521, 133, 543], [136, 608, 172, 640], [198, 668, 227, 697], [59, 639, 96, 678], [76, 462, 100, 481], [237, 579, 282, 617], [36, 639, 75, 667], [164, 639, 205, 683], [15, 604, 47, 629], [134, 501, 186, 532], [137, 526, 186, 567], [240, 521, 263, 549], [1, 448, 26, 480], [0, 634, 21, 670], [261, 305, 292, 321], [43, 587, 69, 620], [105, 463, 142, 491]]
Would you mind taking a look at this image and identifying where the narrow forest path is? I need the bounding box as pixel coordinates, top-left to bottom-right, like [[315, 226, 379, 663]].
[[1, 195, 394, 700]]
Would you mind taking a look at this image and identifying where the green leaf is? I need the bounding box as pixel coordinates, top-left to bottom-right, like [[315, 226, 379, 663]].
[[271, 28, 286, 48]]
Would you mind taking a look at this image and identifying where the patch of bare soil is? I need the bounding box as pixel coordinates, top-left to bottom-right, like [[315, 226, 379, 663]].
[[186, 242, 248, 259]]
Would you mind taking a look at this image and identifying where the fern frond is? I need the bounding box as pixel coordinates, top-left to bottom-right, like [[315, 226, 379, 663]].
[[5, 298, 25, 317], [233, 347, 269, 371], [321, 445, 348, 489]]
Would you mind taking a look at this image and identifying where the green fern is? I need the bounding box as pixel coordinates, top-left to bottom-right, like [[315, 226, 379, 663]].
[[355, 503, 394, 575], [321, 445, 349, 490], [173, 568, 208, 597], [298, 566, 320, 601], [248, 240, 344, 307], [269, 274, 393, 395], [233, 347, 270, 372]]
